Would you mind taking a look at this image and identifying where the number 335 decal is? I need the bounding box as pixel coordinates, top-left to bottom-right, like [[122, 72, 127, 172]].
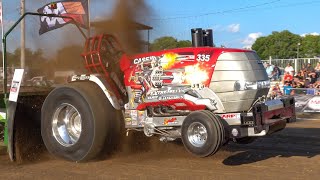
[[197, 54, 211, 62]]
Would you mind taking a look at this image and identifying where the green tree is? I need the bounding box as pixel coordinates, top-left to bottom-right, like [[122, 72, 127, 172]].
[[0, 48, 51, 78], [151, 36, 178, 51], [252, 30, 302, 59], [177, 40, 192, 48], [300, 35, 320, 57], [0, 51, 14, 67], [6, 48, 47, 69], [150, 36, 192, 51]]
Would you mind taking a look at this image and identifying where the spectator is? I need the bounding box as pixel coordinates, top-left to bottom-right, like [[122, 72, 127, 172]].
[[283, 72, 293, 84], [283, 82, 292, 95], [306, 63, 315, 74], [307, 84, 316, 95], [272, 64, 281, 81], [300, 64, 307, 79], [296, 77, 305, 88], [295, 71, 304, 80], [314, 81, 320, 88], [263, 62, 268, 68], [265, 63, 274, 79], [291, 81, 298, 88], [290, 89, 295, 96], [304, 79, 310, 88], [308, 70, 318, 84], [284, 63, 294, 76], [271, 83, 282, 98], [301, 64, 307, 71], [315, 62, 320, 79]]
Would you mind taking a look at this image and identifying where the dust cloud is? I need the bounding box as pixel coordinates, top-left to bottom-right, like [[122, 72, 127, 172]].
[[25, 0, 151, 82], [93, 0, 151, 54], [54, 0, 152, 77]]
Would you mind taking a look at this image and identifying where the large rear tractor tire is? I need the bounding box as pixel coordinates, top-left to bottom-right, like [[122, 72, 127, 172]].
[[181, 111, 225, 157], [41, 82, 115, 162]]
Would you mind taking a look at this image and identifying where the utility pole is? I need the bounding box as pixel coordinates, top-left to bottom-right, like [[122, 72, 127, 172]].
[[20, 0, 25, 69], [87, 0, 91, 38]]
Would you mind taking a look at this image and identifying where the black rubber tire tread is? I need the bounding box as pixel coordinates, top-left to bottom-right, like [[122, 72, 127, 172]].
[[201, 110, 226, 155], [41, 81, 114, 162], [181, 111, 223, 157], [70, 82, 118, 160], [235, 137, 257, 144]]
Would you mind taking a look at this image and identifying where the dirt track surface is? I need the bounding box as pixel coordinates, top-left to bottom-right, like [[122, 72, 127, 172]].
[[1, 119, 320, 180]]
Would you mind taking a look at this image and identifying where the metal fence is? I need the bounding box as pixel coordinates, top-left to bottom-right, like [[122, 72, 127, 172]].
[[261, 58, 320, 74]]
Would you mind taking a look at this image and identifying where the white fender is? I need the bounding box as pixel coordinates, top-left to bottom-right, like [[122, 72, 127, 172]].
[[71, 74, 121, 110]]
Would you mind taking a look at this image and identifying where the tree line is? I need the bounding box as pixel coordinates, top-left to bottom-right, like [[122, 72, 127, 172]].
[[151, 31, 320, 60], [252, 30, 320, 60], [3, 30, 317, 77], [0, 46, 85, 78]]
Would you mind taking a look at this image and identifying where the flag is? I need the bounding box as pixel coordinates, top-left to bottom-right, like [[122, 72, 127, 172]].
[[37, 0, 88, 35]]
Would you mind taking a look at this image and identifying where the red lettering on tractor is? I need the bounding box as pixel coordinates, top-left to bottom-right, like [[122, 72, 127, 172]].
[[221, 114, 236, 119]]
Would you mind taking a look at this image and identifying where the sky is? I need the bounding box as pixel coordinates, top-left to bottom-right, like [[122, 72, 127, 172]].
[[143, 0, 320, 48], [3, 0, 320, 53]]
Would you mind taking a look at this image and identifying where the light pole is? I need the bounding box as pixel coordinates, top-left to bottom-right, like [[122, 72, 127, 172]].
[[21, 0, 25, 69], [297, 42, 301, 59], [295, 42, 301, 74]]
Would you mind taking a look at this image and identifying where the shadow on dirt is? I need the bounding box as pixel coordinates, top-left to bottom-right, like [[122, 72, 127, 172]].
[[223, 126, 320, 166]]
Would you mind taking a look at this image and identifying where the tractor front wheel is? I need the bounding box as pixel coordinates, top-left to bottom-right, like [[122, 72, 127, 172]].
[[181, 111, 225, 157]]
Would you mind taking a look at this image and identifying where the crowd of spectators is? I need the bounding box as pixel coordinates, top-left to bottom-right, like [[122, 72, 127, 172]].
[[266, 62, 320, 97]]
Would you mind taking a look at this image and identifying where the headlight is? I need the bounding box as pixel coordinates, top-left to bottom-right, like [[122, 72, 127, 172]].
[[234, 80, 270, 91]]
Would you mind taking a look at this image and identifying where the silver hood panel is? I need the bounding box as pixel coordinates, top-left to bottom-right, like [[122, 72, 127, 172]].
[[210, 51, 269, 112], [211, 70, 268, 82], [214, 60, 265, 71]]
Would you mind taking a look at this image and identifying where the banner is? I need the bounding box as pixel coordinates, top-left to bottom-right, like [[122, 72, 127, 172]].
[[37, 0, 88, 35], [294, 95, 320, 113]]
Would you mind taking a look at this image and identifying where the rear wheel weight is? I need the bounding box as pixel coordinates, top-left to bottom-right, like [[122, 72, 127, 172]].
[[181, 111, 224, 157]]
